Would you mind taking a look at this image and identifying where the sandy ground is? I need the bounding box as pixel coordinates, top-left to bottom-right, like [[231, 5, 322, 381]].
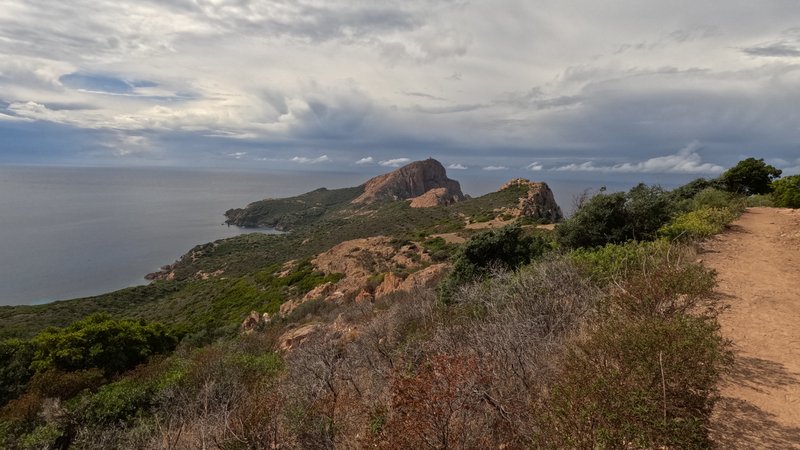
[[704, 207, 800, 449]]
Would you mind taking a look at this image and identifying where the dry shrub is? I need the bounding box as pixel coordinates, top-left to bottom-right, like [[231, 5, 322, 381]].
[[384, 354, 494, 449], [533, 255, 730, 449]]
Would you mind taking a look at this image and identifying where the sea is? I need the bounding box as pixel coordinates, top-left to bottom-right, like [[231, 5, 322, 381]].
[[0, 165, 697, 306]]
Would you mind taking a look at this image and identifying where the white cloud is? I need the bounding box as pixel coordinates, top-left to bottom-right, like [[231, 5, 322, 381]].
[[525, 162, 543, 171], [2, 1, 800, 168], [291, 155, 330, 164], [227, 152, 247, 160], [447, 163, 468, 170], [554, 142, 724, 174], [483, 165, 508, 171], [355, 156, 374, 165], [379, 158, 411, 167]]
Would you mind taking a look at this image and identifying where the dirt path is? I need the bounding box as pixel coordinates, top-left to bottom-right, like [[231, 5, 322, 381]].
[[704, 207, 800, 448]]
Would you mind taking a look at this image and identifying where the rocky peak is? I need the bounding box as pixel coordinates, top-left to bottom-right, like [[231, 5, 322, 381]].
[[352, 158, 467, 207], [499, 178, 563, 222]]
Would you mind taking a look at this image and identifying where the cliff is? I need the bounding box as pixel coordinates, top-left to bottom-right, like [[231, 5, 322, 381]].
[[499, 178, 563, 222], [353, 158, 467, 207]]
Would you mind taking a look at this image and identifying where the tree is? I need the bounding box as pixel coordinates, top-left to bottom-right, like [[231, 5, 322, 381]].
[[556, 184, 674, 249], [771, 175, 800, 208], [438, 225, 549, 303], [720, 157, 782, 195]]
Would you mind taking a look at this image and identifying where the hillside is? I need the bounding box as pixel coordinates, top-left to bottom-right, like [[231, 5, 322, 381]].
[[706, 208, 800, 448], [0, 159, 560, 339], [4, 157, 794, 448]]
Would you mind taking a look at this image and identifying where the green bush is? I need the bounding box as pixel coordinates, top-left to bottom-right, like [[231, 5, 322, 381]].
[[658, 207, 737, 241], [745, 194, 775, 207], [557, 184, 674, 249], [0, 339, 34, 406], [535, 258, 727, 449], [30, 314, 178, 376], [771, 174, 800, 208], [690, 188, 742, 212], [569, 239, 672, 285], [537, 314, 728, 449], [439, 225, 549, 303]]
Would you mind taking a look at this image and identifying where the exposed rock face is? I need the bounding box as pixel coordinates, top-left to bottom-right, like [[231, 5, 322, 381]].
[[241, 310, 271, 334], [500, 178, 563, 223], [312, 236, 431, 296], [409, 187, 462, 208], [353, 158, 467, 206]]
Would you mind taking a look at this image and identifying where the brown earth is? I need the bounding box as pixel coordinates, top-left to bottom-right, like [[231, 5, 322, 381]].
[[704, 207, 800, 449]]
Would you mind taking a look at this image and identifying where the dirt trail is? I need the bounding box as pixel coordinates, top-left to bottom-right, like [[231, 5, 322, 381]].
[[705, 207, 800, 448]]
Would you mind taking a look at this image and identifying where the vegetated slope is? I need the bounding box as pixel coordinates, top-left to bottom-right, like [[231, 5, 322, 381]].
[[0, 171, 551, 339], [705, 207, 800, 448]]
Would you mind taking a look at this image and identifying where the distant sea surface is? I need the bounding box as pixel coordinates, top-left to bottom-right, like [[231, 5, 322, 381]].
[[0, 166, 363, 306], [0, 165, 695, 306]]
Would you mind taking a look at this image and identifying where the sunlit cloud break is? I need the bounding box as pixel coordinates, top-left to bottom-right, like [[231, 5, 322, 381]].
[[483, 165, 508, 171], [526, 162, 543, 171], [291, 155, 330, 164], [379, 158, 411, 167], [447, 163, 467, 170], [554, 142, 724, 174], [355, 156, 374, 165]]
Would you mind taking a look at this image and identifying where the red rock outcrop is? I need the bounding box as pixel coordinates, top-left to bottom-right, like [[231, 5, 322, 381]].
[[499, 178, 563, 223], [353, 159, 466, 206]]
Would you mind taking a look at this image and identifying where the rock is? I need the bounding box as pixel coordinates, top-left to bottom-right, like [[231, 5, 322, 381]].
[[399, 263, 449, 293], [373, 264, 450, 299], [499, 178, 563, 223], [278, 324, 320, 351], [355, 289, 374, 303], [374, 272, 404, 298], [409, 187, 463, 208], [312, 236, 430, 296], [241, 310, 271, 334], [353, 158, 467, 205], [302, 282, 336, 302]]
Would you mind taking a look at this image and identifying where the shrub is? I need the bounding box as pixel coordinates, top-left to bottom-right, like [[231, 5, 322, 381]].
[[745, 194, 775, 207], [536, 314, 729, 449], [720, 157, 782, 195], [658, 207, 737, 241], [669, 178, 722, 201], [0, 339, 35, 406], [534, 258, 727, 449], [569, 239, 672, 285], [438, 225, 549, 303], [30, 313, 178, 376], [771, 174, 800, 208], [556, 184, 675, 249], [690, 188, 742, 212]]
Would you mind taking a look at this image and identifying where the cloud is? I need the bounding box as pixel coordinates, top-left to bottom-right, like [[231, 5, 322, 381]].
[[3, 1, 800, 170], [355, 156, 374, 165], [554, 142, 724, 174], [227, 152, 247, 160], [447, 163, 467, 170], [379, 158, 411, 167], [291, 155, 330, 164], [483, 165, 508, 171], [742, 43, 800, 57], [526, 162, 543, 171]]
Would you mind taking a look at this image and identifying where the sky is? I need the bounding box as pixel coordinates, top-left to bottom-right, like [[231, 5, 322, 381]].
[[1, 0, 799, 176]]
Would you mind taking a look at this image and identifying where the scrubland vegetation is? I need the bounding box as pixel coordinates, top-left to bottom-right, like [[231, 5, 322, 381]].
[[0, 157, 798, 448]]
